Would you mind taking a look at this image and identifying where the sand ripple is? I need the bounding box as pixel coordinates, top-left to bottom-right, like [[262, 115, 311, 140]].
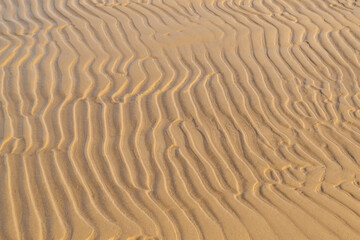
[[1, 0, 360, 239]]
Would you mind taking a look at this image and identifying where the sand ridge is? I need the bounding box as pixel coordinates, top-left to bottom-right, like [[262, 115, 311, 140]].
[[1, 0, 360, 239]]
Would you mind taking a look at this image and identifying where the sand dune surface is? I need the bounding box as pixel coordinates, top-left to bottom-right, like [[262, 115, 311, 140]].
[[1, 0, 360, 239]]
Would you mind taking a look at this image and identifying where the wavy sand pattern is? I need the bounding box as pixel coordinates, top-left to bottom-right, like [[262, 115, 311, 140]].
[[1, 0, 360, 239]]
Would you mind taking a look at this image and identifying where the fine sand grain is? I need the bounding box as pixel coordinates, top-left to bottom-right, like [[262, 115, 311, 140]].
[[1, 0, 360, 239]]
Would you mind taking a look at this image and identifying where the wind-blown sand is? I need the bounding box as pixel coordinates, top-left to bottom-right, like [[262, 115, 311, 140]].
[[1, 0, 360, 239]]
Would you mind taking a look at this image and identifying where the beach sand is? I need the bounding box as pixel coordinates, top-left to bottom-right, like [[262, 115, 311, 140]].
[[1, 0, 360, 239]]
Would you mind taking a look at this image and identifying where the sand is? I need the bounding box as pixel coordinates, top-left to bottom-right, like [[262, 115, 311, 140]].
[[1, 0, 360, 239]]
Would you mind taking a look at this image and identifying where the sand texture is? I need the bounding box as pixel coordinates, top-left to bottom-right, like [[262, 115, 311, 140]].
[[1, 0, 360, 239]]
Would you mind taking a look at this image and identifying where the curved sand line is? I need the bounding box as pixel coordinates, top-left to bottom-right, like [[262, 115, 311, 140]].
[[1, 0, 360, 239]]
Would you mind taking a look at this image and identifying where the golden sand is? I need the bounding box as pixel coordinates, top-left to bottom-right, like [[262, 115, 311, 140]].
[[1, 0, 360, 239]]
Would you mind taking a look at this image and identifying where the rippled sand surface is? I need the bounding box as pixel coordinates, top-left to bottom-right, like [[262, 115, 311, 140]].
[[2, 0, 360, 239]]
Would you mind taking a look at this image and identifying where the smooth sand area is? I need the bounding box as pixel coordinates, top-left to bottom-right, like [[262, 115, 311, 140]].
[[1, 0, 360, 239]]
